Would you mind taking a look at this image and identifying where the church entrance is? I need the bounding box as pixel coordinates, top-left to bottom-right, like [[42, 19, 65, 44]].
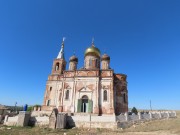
[[81, 95, 88, 112], [77, 95, 93, 113]]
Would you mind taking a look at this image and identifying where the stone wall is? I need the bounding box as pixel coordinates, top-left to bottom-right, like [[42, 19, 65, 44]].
[[70, 114, 116, 122], [4, 111, 51, 127], [3, 111, 177, 129], [4, 115, 18, 126], [67, 114, 117, 129], [31, 111, 52, 117], [116, 111, 176, 122], [28, 111, 51, 126], [30, 116, 49, 126], [17, 111, 30, 127], [73, 121, 117, 129]]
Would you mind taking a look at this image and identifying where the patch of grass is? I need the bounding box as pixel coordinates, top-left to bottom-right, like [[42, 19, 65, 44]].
[[123, 111, 180, 134]]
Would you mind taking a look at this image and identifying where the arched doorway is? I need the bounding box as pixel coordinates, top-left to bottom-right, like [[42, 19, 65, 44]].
[[81, 95, 88, 112], [77, 95, 93, 113]]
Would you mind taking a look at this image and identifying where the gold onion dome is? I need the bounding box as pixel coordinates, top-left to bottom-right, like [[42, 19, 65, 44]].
[[101, 54, 110, 61], [69, 55, 78, 62], [84, 43, 101, 57]]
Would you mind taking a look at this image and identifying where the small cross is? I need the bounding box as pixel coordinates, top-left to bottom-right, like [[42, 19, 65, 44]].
[[92, 37, 95, 46], [92, 37, 94, 43], [63, 37, 66, 42]]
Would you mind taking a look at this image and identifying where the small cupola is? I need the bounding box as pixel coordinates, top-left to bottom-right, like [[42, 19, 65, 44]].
[[69, 54, 78, 70], [101, 54, 110, 61], [69, 55, 78, 62], [101, 53, 110, 70]]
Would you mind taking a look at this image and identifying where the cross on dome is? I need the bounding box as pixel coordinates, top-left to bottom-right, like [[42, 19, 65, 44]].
[[92, 37, 95, 47]]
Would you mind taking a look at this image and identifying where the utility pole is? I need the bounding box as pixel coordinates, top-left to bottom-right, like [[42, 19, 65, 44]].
[[15, 102, 17, 112], [90, 112, 91, 130], [150, 100, 152, 111]]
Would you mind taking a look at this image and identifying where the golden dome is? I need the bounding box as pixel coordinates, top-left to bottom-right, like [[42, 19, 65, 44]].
[[84, 45, 101, 57]]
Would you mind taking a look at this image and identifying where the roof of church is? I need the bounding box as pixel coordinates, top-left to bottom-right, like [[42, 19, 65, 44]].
[[69, 55, 78, 62], [101, 54, 110, 60], [84, 42, 101, 57]]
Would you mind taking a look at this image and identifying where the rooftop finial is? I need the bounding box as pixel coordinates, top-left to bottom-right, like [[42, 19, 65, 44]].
[[57, 37, 65, 59], [63, 37, 66, 42], [92, 37, 95, 47]]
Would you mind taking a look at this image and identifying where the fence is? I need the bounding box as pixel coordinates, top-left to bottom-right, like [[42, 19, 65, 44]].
[[3, 111, 177, 129], [116, 111, 176, 122]]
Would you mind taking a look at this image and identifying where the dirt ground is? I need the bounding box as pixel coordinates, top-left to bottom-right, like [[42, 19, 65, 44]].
[[0, 111, 180, 135]]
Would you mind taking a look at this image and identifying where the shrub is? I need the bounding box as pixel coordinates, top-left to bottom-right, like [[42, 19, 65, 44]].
[[131, 107, 138, 115], [27, 106, 33, 112]]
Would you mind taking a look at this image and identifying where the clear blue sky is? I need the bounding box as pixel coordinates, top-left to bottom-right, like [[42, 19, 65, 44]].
[[0, 0, 180, 110]]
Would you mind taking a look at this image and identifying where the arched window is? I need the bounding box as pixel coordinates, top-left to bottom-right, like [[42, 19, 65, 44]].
[[59, 92, 62, 101], [63, 64, 66, 70], [103, 90, 107, 101], [69, 63, 72, 70], [49, 87, 52, 91], [123, 93, 126, 103], [95, 59, 98, 67], [82, 95, 88, 99], [89, 58, 92, 66], [107, 63, 109, 69], [65, 90, 69, 100], [47, 100, 51, 106], [55, 63, 59, 71]]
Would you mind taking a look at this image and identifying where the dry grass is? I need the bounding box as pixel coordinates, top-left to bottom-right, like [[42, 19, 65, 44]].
[[0, 111, 180, 135], [122, 111, 180, 135]]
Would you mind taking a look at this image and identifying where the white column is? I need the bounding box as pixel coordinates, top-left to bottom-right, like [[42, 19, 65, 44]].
[[149, 112, 152, 119], [159, 112, 162, 119], [4, 115, 8, 125], [166, 112, 169, 119], [125, 112, 129, 121], [86, 103, 88, 113], [174, 111, 177, 117], [138, 112, 141, 120]]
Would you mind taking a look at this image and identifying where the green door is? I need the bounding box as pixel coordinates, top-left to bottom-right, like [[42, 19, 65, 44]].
[[88, 100, 93, 113], [77, 99, 82, 112]]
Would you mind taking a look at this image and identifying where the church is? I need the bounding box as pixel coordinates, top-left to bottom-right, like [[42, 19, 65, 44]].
[[42, 38, 128, 115]]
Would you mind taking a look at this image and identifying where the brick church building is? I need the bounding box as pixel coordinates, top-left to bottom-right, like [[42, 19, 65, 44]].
[[42, 39, 128, 115]]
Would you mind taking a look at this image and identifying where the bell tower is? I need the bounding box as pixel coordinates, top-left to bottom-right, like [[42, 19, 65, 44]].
[[51, 38, 66, 75]]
